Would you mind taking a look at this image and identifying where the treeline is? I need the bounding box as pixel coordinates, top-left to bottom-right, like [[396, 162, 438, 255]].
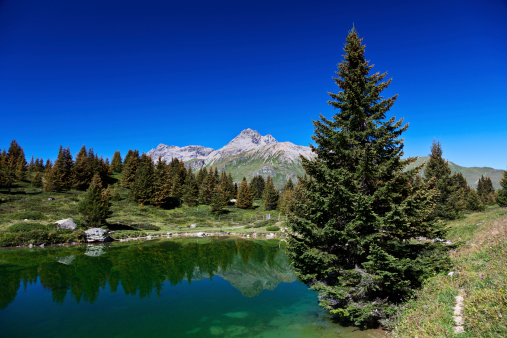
[[422, 140, 506, 219], [0, 141, 302, 222]]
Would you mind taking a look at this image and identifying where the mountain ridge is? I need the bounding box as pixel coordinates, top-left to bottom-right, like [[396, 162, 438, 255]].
[[147, 129, 504, 189]]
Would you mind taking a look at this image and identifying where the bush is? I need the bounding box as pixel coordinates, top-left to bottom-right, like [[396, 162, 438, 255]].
[[254, 220, 276, 228], [266, 226, 280, 232], [11, 211, 46, 221], [7, 222, 51, 232], [109, 230, 147, 240], [0, 228, 85, 246], [131, 223, 161, 231]]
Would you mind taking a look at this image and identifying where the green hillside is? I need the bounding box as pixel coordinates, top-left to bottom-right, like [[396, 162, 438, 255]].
[[405, 156, 505, 189]]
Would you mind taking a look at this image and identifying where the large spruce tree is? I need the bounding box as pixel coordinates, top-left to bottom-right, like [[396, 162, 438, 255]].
[[262, 177, 279, 211], [286, 29, 449, 326]]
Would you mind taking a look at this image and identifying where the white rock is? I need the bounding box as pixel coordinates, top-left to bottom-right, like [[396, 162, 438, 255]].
[[85, 228, 111, 243], [55, 218, 77, 230]]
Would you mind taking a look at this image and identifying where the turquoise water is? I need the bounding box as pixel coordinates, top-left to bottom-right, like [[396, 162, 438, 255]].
[[0, 239, 381, 337]]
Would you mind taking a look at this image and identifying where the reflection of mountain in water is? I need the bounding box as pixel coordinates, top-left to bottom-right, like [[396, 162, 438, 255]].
[[0, 239, 294, 309], [189, 252, 295, 297]]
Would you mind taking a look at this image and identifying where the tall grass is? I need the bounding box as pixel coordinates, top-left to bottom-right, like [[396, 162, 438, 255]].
[[392, 206, 507, 337]]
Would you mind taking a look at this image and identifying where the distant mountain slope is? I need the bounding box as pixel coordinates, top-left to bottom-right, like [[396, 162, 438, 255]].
[[406, 156, 504, 189], [148, 129, 504, 189], [147, 128, 315, 187]]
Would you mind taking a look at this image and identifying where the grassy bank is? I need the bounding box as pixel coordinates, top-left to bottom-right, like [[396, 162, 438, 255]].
[[392, 206, 507, 337], [0, 182, 286, 246]]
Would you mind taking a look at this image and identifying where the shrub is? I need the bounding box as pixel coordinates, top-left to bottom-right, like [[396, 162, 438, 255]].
[[0, 228, 85, 246], [266, 225, 280, 232], [109, 230, 147, 240], [131, 223, 161, 231], [7, 222, 51, 232]]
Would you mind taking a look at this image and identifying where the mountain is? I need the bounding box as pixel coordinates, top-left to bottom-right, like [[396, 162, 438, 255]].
[[147, 128, 315, 187], [147, 129, 504, 189], [407, 156, 505, 189]]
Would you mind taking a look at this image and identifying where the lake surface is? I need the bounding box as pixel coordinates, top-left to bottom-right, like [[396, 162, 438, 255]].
[[0, 238, 382, 337]]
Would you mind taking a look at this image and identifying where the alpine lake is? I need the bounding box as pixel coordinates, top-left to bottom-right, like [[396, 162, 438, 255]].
[[0, 238, 383, 337]]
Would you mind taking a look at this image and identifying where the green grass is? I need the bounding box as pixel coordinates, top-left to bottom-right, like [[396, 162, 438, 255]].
[[392, 206, 507, 337], [0, 180, 288, 246]]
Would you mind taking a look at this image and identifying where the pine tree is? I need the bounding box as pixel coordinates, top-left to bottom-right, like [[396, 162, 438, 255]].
[[111, 151, 123, 173], [182, 170, 200, 207], [286, 29, 448, 326], [424, 141, 465, 220], [73, 145, 92, 190], [199, 170, 217, 205], [77, 173, 111, 226], [467, 188, 486, 211], [32, 171, 43, 188], [210, 184, 228, 214], [236, 177, 253, 209], [496, 171, 507, 207], [227, 173, 236, 200], [278, 178, 295, 215], [130, 154, 155, 205], [45, 146, 73, 191], [121, 150, 139, 189], [262, 177, 279, 211], [477, 175, 495, 205], [250, 175, 265, 199], [152, 157, 172, 207]]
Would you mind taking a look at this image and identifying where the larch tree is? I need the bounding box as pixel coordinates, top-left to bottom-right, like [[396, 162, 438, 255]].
[[121, 150, 139, 189], [130, 154, 155, 205], [236, 177, 253, 209], [286, 28, 449, 327], [477, 175, 495, 205]]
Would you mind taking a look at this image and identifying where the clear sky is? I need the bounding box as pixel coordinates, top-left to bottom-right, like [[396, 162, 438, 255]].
[[1, 0, 506, 169]]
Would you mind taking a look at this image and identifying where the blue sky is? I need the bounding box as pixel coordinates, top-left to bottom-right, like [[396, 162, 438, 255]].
[[1, 0, 506, 169]]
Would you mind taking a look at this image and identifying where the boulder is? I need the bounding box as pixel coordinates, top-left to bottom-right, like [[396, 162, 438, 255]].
[[196, 232, 206, 237], [85, 245, 105, 257], [55, 218, 77, 230], [85, 228, 111, 243], [190, 224, 197, 228]]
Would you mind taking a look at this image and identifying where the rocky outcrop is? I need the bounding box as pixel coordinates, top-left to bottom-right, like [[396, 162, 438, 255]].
[[147, 144, 214, 164], [55, 218, 77, 230], [85, 228, 111, 243]]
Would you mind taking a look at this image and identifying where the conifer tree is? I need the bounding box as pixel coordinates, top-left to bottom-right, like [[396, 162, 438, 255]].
[[182, 170, 200, 207], [34, 158, 44, 172], [424, 141, 465, 220], [152, 157, 172, 206], [250, 175, 265, 199], [0, 150, 7, 189], [286, 29, 448, 326], [32, 171, 43, 188], [262, 177, 279, 211], [28, 155, 35, 171], [121, 150, 139, 189], [73, 145, 92, 190], [467, 188, 486, 211], [278, 178, 295, 215], [45, 146, 73, 191], [477, 175, 495, 205], [226, 173, 236, 200], [77, 173, 111, 226], [111, 151, 122, 173], [497, 171, 507, 207], [199, 170, 217, 205], [196, 167, 207, 188], [130, 154, 155, 205], [210, 184, 228, 214], [236, 177, 253, 209]]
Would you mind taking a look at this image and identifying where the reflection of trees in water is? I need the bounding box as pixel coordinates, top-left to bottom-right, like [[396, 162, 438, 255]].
[[0, 239, 284, 309]]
